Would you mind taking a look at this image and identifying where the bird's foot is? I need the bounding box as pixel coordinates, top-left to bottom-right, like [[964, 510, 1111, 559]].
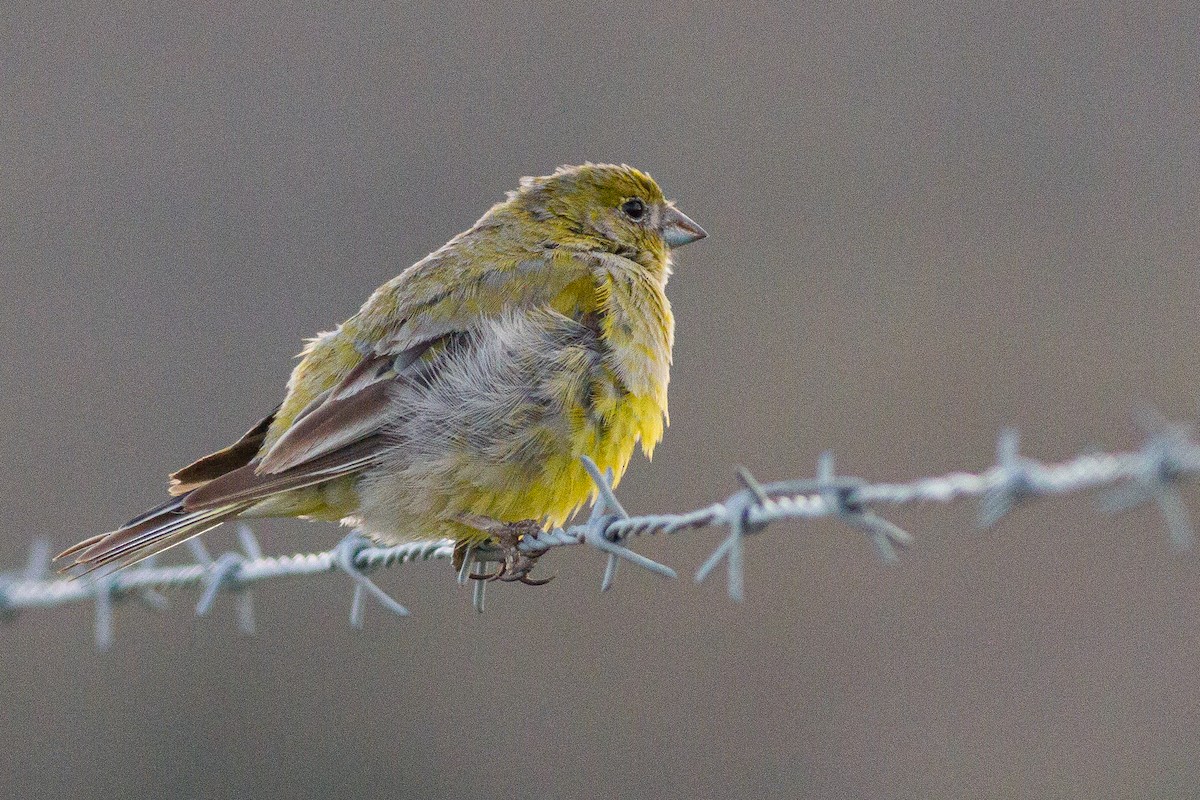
[[456, 517, 553, 586]]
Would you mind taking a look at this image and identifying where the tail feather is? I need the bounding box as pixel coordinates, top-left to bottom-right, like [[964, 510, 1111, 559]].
[[121, 495, 186, 529], [58, 497, 248, 576], [84, 504, 243, 566], [185, 435, 385, 511], [55, 409, 281, 577], [55, 407, 382, 578], [55, 532, 110, 561]]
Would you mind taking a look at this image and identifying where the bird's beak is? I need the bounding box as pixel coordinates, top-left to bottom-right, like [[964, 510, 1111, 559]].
[[661, 205, 707, 248]]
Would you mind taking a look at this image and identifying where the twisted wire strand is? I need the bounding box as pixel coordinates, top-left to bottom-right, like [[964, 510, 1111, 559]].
[[1, 421, 1197, 648]]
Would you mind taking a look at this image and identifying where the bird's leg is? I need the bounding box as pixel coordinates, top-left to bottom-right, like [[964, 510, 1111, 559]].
[[457, 516, 553, 585]]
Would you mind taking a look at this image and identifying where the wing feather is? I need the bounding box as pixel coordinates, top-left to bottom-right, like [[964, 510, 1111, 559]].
[[256, 337, 449, 476], [256, 377, 394, 475], [183, 435, 387, 511], [168, 407, 279, 494]]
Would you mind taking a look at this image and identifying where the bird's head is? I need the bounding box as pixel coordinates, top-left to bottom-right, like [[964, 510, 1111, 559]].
[[510, 163, 706, 269]]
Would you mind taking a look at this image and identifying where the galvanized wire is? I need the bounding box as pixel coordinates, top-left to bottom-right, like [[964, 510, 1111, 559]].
[[2, 419, 1197, 649]]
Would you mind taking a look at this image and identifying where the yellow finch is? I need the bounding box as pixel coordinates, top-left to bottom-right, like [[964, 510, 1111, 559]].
[[57, 163, 706, 582]]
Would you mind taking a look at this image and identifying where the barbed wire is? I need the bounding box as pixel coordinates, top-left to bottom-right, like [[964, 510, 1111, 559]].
[[2, 415, 1198, 650]]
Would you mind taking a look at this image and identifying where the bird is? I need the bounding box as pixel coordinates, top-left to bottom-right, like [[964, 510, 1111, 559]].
[[56, 163, 706, 584]]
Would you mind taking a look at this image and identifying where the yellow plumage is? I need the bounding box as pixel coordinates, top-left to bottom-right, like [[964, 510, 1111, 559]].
[[57, 163, 706, 575]]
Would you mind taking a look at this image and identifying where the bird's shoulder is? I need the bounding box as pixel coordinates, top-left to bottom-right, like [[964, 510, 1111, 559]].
[[351, 227, 616, 357]]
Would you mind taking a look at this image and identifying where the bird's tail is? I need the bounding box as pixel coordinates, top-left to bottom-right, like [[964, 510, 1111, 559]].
[[56, 495, 250, 577], [54, 405, 383, 577]]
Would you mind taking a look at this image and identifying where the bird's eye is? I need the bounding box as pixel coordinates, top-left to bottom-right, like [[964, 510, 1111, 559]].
[[621, 198, 647, 221]]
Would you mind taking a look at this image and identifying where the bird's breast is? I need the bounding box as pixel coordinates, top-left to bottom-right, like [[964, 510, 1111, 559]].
[[597, 267, 673, 413]]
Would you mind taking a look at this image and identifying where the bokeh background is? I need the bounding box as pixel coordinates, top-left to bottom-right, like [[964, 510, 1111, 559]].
[[4, 3, 1200, 797]]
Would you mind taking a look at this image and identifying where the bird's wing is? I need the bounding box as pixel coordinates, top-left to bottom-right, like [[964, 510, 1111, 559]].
[[254, 339, 441, 475], [255, 243, 597, 468], [180, 345, 432, 512], [180, 434, 390, 512], [185, 243, 598, 510]]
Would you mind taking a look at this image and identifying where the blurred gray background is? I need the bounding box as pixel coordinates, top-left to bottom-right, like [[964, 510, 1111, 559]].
[[3, 2, 1200, 797]]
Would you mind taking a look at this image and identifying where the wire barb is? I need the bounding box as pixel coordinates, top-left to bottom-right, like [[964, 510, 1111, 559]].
[[93, 575, 116, 652], [816, 452, 912, 564], [334, 532, 411, 628], [1099, 412, 1196, 550], [472, 574, 487, 613], [978, 428, 1037, 528], [693, 492, 753, 600], [693, 466, 771, 600], [696, 454, 913, 599], [190, 537, 257, 634], [579, 455, 677, 589], [24, 539, 51, 582]]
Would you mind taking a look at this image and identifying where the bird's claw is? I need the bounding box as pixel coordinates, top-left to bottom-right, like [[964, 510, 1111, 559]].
[[496, 554, 554, 585], [468, 562, 506, 582], [514, 573, 554, 586], [457, 518, 554, 586]]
